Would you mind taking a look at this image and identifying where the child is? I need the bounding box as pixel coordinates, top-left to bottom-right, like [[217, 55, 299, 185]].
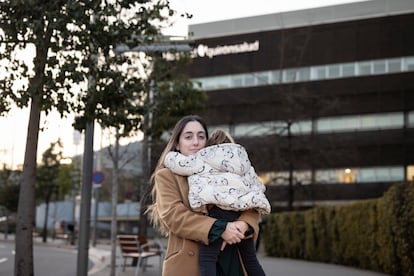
[[164, 129, 270, 276]]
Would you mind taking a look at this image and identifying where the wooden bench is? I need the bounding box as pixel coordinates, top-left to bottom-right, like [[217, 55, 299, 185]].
[[54, 228, 70, 243], [117, 235, 164, 276]]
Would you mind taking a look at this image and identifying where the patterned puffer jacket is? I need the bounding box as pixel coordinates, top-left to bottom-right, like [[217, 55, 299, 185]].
[[164, 143, 271, 215]]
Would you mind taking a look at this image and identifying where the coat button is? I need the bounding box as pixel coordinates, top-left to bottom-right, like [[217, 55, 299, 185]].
[[188, 251, 195, 256]]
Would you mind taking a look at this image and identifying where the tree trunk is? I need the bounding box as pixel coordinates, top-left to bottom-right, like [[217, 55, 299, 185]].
[[138, 135, 150, 238], [42, 200, 50, 243], [287, 121, 294, 210], [15, 94, 41, 276]]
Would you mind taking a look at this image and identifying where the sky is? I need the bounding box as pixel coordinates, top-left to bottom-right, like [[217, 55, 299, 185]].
[[0, 0, 368, 169]]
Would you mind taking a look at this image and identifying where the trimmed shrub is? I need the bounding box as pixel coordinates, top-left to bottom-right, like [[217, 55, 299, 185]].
[[262, 182, 414, 275]]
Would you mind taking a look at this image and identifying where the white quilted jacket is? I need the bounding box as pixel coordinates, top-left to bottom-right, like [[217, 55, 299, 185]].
[[164, 143, 271, 215]]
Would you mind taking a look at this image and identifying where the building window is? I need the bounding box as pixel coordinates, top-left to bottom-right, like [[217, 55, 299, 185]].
[[358, 61, 371, 76], [232, 76, 243, 87], [404, 57, 414, 71], [298, 68, 311, 81], [218, 76, 232, 89], [407, 165, 414, 181], [361, 114, 377, 129], [271, 70, 282, 84], [193, 56, 414, 91], [267, 170, 312, 186], [245, 74, 256, 87], [283, 69, 297, 82], [314, 166, 405, 184], [373, 60, 386, 74], [408, 111, 414, 127], [342, 63, 355, 77], [208, 112, 412, 140], [357, 167, 404, 183], [327, 64, 341, 79], [256, 72, 269, 85], [316, 112, 404, 133], [376, 112, 403, 129], [315, 169, 340, 183], [388, 58, 402, 73], [312, 66, 327, 80], [291, 120, 312, 135]]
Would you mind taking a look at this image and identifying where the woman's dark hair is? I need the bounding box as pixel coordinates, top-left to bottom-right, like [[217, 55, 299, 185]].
[[153, 115, 208, 175], [147, 115, 208, 232]]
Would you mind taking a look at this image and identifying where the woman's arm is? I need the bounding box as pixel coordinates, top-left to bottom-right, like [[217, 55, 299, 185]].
[[154, 168, 216, 244], [155, 168, 250, 245]]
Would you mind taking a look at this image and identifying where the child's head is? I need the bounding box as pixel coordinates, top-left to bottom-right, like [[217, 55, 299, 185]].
[[206, 129, 234, 146]]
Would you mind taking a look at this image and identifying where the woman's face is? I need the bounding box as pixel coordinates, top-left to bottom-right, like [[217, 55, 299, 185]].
[[176, 121, 207, 156]]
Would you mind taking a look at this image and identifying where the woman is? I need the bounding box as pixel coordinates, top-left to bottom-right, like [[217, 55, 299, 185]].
[[163, 129, 269, 276], [147, 115, 260, 276]]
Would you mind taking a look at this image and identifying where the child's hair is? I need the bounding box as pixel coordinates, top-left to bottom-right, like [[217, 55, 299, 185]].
[[206, 129, 234, 146]]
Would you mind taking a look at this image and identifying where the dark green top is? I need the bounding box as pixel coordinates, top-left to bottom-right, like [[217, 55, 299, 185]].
[[208, 220, 254, 276]]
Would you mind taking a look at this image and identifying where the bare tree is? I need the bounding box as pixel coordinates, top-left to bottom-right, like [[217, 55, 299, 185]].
[[36, 140, 62, 243]]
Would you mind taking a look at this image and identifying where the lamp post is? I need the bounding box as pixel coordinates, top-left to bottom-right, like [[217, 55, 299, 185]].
[[114, 41, 193, 235], [76, 120, 94, 276], [108, 41, 192, 275], [77, 32, 97, 274]]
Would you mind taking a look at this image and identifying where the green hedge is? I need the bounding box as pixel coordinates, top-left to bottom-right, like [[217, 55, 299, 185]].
[[262, 182, 414, 275]]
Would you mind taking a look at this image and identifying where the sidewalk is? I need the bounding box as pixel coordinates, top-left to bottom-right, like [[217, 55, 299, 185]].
[[89, 241, 389, 276], [1, 234, 389, 276]]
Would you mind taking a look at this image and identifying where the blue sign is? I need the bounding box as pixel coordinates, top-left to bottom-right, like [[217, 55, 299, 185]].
[[92, 171, 105, 184]]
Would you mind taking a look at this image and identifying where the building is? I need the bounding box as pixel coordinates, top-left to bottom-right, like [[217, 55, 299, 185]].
[[183, 0, 414, 209], [35, 200, 155, 239]]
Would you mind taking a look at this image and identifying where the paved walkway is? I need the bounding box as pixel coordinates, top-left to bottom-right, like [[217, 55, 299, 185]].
[[88, 242, 389, 276], [2, 234, 389, 276]]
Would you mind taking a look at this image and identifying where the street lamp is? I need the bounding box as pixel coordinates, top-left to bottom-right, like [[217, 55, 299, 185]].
[[117, 40, 193, 231], [109, 40, 193, 276], [114, 43, 192, 54]]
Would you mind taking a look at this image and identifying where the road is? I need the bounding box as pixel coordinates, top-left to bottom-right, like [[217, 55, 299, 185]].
[[0, 240, 92, 276]]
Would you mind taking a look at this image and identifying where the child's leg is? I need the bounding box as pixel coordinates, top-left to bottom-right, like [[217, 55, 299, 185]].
[[200, 206, 241, 275], [238, 238, 266, 276], [199, 238, 222, 276]]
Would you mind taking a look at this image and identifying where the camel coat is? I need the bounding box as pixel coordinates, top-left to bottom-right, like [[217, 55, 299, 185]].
[[154, 168, 260, 276]]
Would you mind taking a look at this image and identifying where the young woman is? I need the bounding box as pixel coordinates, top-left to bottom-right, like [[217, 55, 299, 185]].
[[164, 129, 269, 276], [147, 115, 260, 276]]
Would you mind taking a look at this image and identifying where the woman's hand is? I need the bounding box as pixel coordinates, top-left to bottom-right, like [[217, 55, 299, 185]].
[[233, 220, 248, 234], [221, 221, 245, 243], [220, 221, 245, 251]]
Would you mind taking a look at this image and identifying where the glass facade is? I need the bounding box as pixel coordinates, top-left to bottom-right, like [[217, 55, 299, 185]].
[[192, 56, 414, 91], [210, 111, 413, 138], [191, 48, 414, 186], [207, 111, 413, 185], [262, 166, 405, 186]]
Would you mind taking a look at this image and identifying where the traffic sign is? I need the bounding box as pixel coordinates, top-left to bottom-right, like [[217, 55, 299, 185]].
[[92, 171, 105, 184]]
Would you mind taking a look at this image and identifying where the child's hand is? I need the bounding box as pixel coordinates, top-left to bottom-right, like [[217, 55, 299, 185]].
[[221, 241, 227, 251]]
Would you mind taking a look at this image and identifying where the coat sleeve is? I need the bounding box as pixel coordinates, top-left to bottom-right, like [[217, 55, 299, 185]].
[[237, 209, 260, 240], [154, 168, 216, 245]]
